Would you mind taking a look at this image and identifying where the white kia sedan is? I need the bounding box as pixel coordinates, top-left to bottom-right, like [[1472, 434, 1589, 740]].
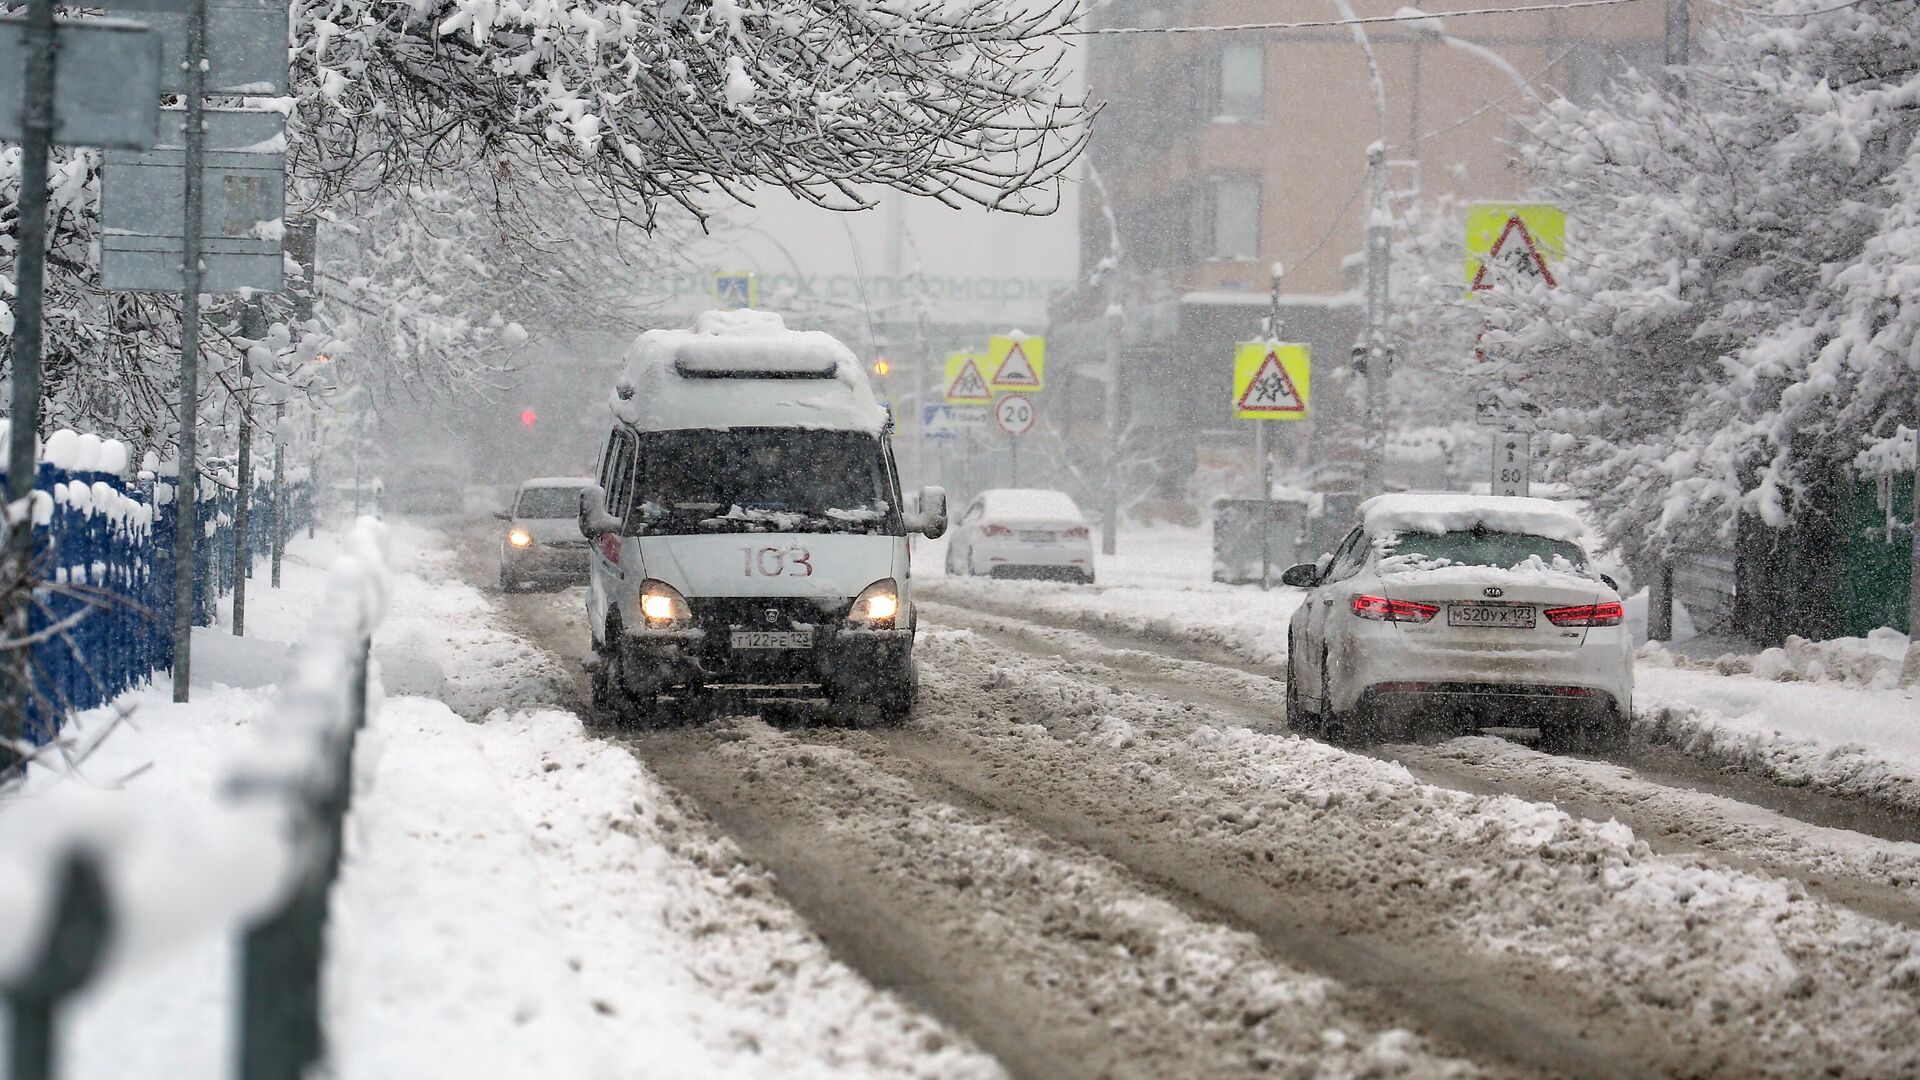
[[1282, 493, 1631, 750], [945, 488, 1096, 584]]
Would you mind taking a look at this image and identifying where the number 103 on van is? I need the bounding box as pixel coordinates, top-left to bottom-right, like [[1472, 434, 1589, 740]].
[[742, 546, 814, 577]]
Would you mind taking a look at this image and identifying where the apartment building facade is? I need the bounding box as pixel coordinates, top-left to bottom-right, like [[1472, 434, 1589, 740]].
[[1048, 0, 1667, 506]]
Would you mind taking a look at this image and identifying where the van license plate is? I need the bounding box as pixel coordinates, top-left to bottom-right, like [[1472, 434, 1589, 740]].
[[730, 630, 812, 650], [1447, 603, 1536, 629]]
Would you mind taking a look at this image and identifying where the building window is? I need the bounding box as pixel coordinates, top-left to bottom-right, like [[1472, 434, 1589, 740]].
[[1212, 44, 1265, 120], [1195, 176, 1260, 261]]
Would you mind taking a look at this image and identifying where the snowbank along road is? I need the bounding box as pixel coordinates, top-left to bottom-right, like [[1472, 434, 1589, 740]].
[[452, 521, 1920, 1079]]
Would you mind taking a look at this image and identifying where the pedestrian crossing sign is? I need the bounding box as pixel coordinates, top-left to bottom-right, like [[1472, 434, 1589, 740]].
[[1232, 342, 1310, 420], [987, 334, 1045, 393], [944, 352, 995, 406], [1465, 204, 1564, 292]]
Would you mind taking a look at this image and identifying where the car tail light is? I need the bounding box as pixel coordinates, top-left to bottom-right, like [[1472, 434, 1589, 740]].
[[1350, 595, 1439, 623], [981, 523, 1011, 536], [1545, 601, 1625, 627], [1063, 526, 1089, 539]]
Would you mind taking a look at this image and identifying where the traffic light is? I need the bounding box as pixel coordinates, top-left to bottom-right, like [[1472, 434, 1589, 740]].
[[872, 358, 892, 378], [520, 408, 537, 430]]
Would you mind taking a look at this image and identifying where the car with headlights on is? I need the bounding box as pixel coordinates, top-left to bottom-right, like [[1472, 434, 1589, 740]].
[[578, 310, 946, 727], [498, 477, 594, 590], [944, 488, 1095, 583], [1282, 493, 1631, 750]]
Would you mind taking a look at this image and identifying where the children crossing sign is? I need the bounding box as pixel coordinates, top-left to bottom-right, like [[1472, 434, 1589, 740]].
[[1465, 203, 1565, 291], [987, 334, 1044, 392], [943, 352, 994, 406], [1232, 342, 1310, 420]]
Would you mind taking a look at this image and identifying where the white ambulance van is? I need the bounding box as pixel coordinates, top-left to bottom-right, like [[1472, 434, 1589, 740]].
[[579, 310, 947, 725]]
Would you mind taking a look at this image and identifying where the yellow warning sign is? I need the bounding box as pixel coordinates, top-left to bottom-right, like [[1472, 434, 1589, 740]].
[[944, 352, 994, 406], [1232, 342, 1310, 421], [1465, 203, 1565, 292], [987, 335, 1045, 393]]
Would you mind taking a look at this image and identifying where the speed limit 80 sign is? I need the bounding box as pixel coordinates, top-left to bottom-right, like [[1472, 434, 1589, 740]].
[[995, 394, 1036, 437]]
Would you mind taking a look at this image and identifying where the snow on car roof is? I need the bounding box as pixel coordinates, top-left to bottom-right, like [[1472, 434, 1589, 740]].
[[981, 488, 1084, 521], [519, 476, 591, 490], [1360, 493, 1590, 544], [611, 309, 887, 434]]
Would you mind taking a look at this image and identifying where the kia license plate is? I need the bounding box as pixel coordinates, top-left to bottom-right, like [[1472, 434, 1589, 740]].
[[730, 630, 812, 650], [1019, 530, 1055, 543], [1447, 602, 1536, 629]]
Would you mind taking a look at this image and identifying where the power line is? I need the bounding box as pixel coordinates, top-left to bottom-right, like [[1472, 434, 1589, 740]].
[[1064, 0, 1646, 35], [1694, 0, 1878, 17]]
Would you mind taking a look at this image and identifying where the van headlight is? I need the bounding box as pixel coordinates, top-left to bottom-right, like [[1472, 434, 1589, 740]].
[[848, 579, 900, 629], [507, 528, 534, 549], [638, 579, 692, 630]]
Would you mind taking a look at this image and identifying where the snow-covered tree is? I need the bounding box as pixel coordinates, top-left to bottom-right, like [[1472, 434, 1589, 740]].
[[1425, 0, 1918, 571]]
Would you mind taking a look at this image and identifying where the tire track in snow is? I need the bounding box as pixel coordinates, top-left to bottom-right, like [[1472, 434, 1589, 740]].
[[920, 595, 1920, 918], [903, 616, 1920, 1078]]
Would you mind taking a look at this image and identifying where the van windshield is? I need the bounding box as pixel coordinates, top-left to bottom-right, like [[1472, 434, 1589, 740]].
[[629, 428, 899, 535]]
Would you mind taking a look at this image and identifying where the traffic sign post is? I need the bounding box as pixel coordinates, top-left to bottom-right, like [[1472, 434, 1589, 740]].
[[943, 352, 994, 406], [1466, 203, 1564, 503], [2, 0, 167, 749], [101, 108, 288, 292], [996, 394, 1035, 485], [1492, 434, 1532, 497], [0, 16, 161, 148], [1231, 343, 1311, 420], [987, 334, 1045, 393], [922, 404, 987, 441], [714, 272, 756, 309]]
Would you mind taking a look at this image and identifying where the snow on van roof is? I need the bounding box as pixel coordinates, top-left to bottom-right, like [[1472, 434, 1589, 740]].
[[982, 488, 1084, 521], [1360, 493, 1590, 544], [520, 476, 591, 489], [611, 309, 887, 434]]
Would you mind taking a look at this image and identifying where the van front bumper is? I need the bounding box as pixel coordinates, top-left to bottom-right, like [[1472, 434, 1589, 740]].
[[619, 621, 912, 692]]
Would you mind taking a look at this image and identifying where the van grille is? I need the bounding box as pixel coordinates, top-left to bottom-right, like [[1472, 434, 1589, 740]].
[[691, 596, 849, 629]]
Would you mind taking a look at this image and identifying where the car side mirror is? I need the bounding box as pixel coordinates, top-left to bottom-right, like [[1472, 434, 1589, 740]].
[[1281, 563, 1319, 588], [578, 484, 620, 538], [1315, 552, 1333, 577], [904, 485, 948, 539], [1600, 573, 1620, 593]]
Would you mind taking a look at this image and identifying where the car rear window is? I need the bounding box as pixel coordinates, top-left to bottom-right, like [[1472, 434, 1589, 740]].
[[516, 487, 581, 518], [1378, 529, 1588, 574]]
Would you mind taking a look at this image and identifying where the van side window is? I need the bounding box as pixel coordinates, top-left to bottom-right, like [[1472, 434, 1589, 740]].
[[605, 431, 636, 519]]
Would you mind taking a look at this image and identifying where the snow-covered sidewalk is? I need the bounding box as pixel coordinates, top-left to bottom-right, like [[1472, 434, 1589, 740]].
[[8, 522, 988, 1079]]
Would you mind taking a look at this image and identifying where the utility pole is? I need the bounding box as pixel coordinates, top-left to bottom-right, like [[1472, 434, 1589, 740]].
[[232, 303, 264, 636], [1101, 275, 1122, 557], [1260, 264, 1285, 589], [170, 0, 209, 701], [4, 0, 57, 751], [1650, 0, 1688, 642], [1087, 161, 1126, 557], [1358, 143, 1394, 499]]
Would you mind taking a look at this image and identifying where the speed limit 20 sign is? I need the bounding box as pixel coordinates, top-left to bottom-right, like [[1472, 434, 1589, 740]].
[[995, 394, 1036, 437]]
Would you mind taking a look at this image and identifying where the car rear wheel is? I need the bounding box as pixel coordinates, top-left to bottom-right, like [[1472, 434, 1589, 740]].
[[1540, 705, 1630, 755]]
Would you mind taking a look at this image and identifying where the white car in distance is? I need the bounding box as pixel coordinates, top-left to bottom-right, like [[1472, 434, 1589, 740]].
[[1282, 493, 1632, 750], [945, 488, 1096, 584]]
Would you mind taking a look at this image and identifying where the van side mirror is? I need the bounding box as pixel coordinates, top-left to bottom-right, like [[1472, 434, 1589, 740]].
[[1281, 563, 1319, 588], [493, 510, 511, 521], [904, 485, 948, 539], [578, 484, 620, 538]]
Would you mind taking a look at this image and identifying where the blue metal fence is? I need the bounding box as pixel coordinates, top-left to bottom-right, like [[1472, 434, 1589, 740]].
[[5, 451, 313, 744]]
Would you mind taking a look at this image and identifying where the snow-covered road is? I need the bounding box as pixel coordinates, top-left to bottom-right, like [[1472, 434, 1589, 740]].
[[442, 519, 1920, 1078]]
